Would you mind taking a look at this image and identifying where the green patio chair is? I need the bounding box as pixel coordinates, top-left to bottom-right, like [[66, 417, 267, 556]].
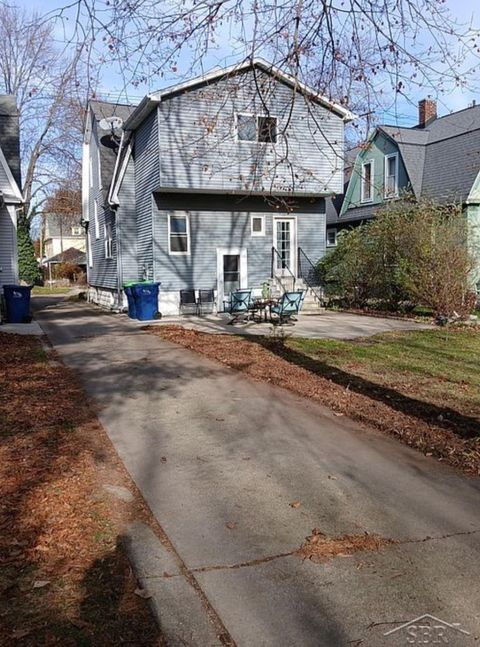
[[228, 289, 253, 323], [270, 290, 304, 324]]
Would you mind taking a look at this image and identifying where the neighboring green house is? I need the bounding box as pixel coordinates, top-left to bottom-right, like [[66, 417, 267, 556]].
[[327, 100, 480, 285]]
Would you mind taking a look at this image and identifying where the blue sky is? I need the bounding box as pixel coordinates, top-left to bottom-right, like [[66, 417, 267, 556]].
[[17, 0, 480, 127]]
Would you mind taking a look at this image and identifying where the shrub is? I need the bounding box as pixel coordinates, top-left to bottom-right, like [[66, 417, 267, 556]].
[[319, 199, 477, 317]]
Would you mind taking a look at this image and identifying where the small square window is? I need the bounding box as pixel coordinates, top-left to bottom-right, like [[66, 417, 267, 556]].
[[327, 229, 337, 247], [237, 114, 257, 142], [72, 225, 82, 236], [251, 215, 265, 236], [258, 116, 277, 143]]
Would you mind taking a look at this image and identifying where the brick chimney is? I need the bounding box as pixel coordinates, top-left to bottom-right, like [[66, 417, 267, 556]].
[[418, 98, 437, 128]]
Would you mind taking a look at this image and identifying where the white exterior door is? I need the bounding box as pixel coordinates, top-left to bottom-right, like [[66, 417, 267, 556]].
[[273, 217, 296, 277], [216, 247, 248, 311]]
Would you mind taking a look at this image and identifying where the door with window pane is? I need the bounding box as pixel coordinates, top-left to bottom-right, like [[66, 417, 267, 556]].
[[274, 218, 296, 276], [223, 255, 240, 295]]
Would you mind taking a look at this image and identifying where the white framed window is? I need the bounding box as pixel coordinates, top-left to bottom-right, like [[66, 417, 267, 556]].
[[104, 221, 113, 259], [361, 160, 374, 203], [251, 214, 265, 236], [327, 228, 337, 247], [168, 212, 190, 255], [72, 225, 82, 236], [236, 113, 277, 143], [88, 230, 93, 267], [384, 153, 399, 198], [94, 199, 100, 239]]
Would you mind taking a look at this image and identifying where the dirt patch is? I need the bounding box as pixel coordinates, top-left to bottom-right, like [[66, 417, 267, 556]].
[[146, 325, 480, 476], [0, 333, 164, 646], [298, 528, 396, 563]]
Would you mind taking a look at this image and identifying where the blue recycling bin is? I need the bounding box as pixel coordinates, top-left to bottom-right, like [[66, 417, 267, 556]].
[[132, 282, 161, 321], [3, 285, 32, 323], [123, 283, 137, 319]]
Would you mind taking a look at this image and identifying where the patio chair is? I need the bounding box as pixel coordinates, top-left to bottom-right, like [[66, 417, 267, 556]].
[[198, 289, 215, 315], [270, 290, 304, 324], [179, 289, 198, 315], [228, 289, 252, 324]]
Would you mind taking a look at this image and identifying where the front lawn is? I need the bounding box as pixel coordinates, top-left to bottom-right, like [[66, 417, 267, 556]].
[[148, 326, 480, 475], [0, 333, 161, 645], [289, 329, 480, 418]]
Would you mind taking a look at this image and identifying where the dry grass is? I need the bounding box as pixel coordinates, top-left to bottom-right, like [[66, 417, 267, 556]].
[[0, 333, 163, 646], [147, 325, 480, 476], [298, 529, 396, 563]]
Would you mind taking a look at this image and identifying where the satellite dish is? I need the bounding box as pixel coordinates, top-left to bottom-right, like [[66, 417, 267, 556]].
[[98, 115, 123, 131]]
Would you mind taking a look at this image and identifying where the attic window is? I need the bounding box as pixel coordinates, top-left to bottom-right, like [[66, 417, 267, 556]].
[[384, 153, 399, 198], [236, 114, 277, 143], [361, 160, 374, 203]]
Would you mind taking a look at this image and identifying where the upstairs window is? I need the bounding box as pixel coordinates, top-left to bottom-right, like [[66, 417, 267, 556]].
[[104, 221, 113, 259], [361, 160, 374, 203], [72, 225, 82, 236], [384, 153, 399, 198], [169, 213, 190, 255], [236, 114, 277, 143]]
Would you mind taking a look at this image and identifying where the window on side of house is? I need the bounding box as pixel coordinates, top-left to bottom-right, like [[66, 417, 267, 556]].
[[384, 153, 399, 198], [327, 229, 337, 247], [72, 225, 82, 236], [236, 113, 278, 143], [236, 114, 257, 142], [104, 220, 113, 259], [88, 230, 93, 267], [361, 160, 374, 203], [94, 199, 100, 239], [169, 212, 189, 254], [251, 214, 265, 236], [258, 116, 277, 143]]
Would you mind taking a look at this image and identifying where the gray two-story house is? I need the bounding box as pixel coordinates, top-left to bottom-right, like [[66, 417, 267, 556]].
[[0, 95, 22, 292], [83, 59, 354, 314]]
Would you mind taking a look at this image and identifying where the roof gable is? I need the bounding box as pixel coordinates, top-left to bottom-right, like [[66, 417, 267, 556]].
[[124, 58, 355, 131]]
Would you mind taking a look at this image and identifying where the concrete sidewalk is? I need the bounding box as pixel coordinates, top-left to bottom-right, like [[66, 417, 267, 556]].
[[34, 298, 480, 646]]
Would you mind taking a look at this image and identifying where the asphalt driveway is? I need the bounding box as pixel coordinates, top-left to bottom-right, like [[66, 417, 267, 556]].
[[34, 297, 480, 646]]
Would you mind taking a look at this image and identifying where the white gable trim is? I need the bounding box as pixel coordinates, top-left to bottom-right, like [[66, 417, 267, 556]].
[[0, 145, 22, 203], [124, 58, 356, 130]]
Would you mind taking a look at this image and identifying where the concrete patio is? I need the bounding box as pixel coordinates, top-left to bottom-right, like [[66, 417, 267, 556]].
[[146, 310, 432, 340]]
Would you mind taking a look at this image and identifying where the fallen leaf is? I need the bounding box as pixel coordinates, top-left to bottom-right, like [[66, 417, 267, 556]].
[[161, 456, 167, 462], [33, 580, 50, 589], [327, 475, 337, 480], [225, 521, 236, 530], [290, 501, 301, 508], [134, 587, 152, 599], [10, 629, 32, 639]]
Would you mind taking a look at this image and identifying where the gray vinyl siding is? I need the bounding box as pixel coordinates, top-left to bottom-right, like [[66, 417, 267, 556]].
[[152, 193, 325, 290], [87, 126, 118, 289], [157, 69, 344, 196], [116, 154, 138, 283], [0, 205, 17, 288], [134, 110, 159, 280]]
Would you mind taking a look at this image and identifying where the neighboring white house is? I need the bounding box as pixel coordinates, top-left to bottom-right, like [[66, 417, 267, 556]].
[[42, 212, 86, 259], [0, 95, 22, 291]]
